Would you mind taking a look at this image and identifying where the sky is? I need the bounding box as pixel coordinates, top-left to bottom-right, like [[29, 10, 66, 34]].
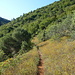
[[0, 0, 59, 20]]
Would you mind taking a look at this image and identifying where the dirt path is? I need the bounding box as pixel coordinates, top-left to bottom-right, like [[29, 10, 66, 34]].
[[36, 46, 44, 75]]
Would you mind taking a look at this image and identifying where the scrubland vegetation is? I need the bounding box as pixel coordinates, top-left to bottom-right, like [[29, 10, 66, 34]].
[[0, 48, 39, 75], [0, 0, 75, 74], [1, 0, 75, 60], [39, 37, 75, 75]]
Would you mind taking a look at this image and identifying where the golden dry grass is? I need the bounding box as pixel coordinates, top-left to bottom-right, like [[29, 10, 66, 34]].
[[38, 39, 75, 75], [32, 37, 39, 44], [0, 37, 75, 75], [0, 48, 39, 75]]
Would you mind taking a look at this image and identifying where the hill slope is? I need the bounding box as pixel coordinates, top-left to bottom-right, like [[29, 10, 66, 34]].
[[38, 38, 75, 75], [0, 37, 75, 75], [0, 17, 10, 26], [0, 0, 75, 74], [0, 48, 39, 75], [0, 0, 75, 38]]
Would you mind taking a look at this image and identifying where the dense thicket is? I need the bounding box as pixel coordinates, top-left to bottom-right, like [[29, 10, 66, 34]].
[[0, 17, 10, 26], [0, 28, 32, 61], [0, 0, 75, 61]]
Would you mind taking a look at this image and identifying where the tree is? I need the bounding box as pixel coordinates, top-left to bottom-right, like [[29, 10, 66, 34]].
[[0, 28, 32, 57], [19, 41, 30, 54], [12, 28, 31, 43], [0, 35, 20, 57]]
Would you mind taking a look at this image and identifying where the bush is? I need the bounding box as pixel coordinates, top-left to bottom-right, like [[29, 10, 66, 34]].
[[0, 50, 5, 61], [0, 35, 20, 57], [70, 31, 75, 40], [0, 28, 32, 58], [12, 28, 31, 43]]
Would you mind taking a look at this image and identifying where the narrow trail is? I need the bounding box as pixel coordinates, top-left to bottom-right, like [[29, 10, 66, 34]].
[[36, 46, 44, 75]]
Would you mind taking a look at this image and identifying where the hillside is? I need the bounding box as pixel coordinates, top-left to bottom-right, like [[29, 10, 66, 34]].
[[0, 17, 10, 26], [38, 37, 75, 75], [0, 37, 75, 75], [0, 0, 75, 38], [0, 0, 75, 74]]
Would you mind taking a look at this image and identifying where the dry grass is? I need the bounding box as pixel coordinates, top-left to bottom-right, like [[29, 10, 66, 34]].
[[38, 38, 75, 75], [0, 37, 75, 75], [0, 48, 39, 75], [32, 37, 39, 44]]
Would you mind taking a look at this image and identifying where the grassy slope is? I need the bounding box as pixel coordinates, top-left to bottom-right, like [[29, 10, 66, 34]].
[[0, 37, 75, 75], [38, 37, 75, 75], [0, 48, 39, 75]]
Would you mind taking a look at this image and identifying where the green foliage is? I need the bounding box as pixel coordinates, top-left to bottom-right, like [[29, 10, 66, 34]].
[[38, 30, 47, 41], [0, 50, 5, 61], [0, 28, 32, 58], [70, 31, 75, 40], [0, 35, 20, 57], [19, 41, 31, 54], [38, 12, 75, 41], [12, 28, 31, 43]]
